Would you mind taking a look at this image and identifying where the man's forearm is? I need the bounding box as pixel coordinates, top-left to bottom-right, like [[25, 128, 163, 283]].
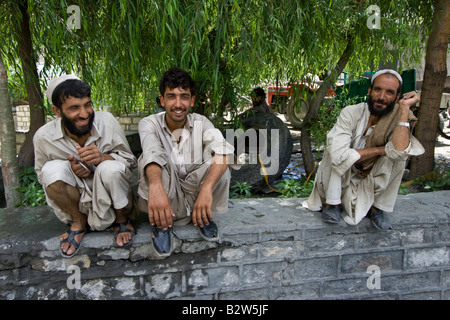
[[355, 146, 386, 163], [145, 162, 164, 185], [201, 155, 228, 192], [391, 106, 411, 151]]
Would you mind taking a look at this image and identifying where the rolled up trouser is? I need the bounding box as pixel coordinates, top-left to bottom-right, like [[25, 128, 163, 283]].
[[41, 159, 135, 230]]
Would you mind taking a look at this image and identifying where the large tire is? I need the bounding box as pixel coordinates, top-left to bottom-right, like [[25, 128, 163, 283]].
[[285, 96, 309, 129], [438, 111, 450, 139], [230, 113, 293, 192]]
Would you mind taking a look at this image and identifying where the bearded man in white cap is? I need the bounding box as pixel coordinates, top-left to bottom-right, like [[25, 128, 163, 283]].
[[33, 75, 137, 257], [303, 69, 424, 230]]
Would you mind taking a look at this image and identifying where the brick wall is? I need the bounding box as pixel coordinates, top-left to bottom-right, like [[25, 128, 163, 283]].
[[0, 191, 449, 300], [117, 114, 144, 131], [14, 105, 31, 131]]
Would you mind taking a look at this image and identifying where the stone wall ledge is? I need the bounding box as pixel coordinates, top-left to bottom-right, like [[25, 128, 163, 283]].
[[0, 190, 449, 300]]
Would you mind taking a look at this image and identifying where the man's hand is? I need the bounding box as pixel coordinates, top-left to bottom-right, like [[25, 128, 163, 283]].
[[146, 163, 175, 230], [67, 154, 92, 178], [398, 91, 420, 110], [192, 188, 213, 228], [393, 91, 419, 151], [192, 154, 228, 228], [76, 145, 113, 166], [148, 183, 175, 230]]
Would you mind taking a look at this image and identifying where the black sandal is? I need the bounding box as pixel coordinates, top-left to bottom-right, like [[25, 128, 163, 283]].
[[113, 218, 135, 247], [60, 227, 86, 258]]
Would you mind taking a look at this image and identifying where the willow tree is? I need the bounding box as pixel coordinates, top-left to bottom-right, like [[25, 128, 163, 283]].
[[0, 0, 438, 193], [1, 0, 45, 169]]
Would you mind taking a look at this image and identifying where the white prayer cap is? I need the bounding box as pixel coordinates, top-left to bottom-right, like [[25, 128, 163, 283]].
[[46, 74, 81, 105], [371, 69, 403, 85]]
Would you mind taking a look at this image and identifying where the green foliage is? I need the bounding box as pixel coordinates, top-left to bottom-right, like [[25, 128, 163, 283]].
[[0, 0, 435, 120], [275, 177, 314, 198], [230, 181, 252, 199], [399, 169, 450, 194], [309, 91, 363, 152], [16, 167, 46, 207], [421, 170, 450, 192], [398, 184, 411, 195]]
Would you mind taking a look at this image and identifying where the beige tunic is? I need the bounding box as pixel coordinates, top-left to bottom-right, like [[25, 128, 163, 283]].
[[33, 111, 137, 230], [303, 102, 425, 225], [137, 112, 235, 225]]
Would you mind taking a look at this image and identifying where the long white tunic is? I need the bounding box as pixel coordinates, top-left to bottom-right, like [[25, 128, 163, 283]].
[[303, 102, 425, 225], [34, 111, 137, 230], [137, 112, 235, 225]]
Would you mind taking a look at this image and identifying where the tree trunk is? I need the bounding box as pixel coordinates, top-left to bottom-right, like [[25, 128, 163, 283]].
[[15, 0, 45, 169], [0, 53, 21, 208], [409, 0, 450, 179], [300, 38, 355, 176]]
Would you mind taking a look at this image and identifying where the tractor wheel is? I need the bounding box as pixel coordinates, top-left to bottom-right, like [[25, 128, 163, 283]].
[[230, 113, 293, 192], [438, 111, 450, 139], [285, 96, 309, 129]]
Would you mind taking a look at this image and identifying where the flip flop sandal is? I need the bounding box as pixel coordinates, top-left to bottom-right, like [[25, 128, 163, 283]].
[[321, 206, 341, 224], [60, 227, 86, 258], [113, 218, 136, 248]]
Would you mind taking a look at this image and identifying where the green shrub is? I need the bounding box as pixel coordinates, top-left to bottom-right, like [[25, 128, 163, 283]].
[[16, 167, 46, 207], [275, 177, 314, 198], [230, 181, 252, 199]]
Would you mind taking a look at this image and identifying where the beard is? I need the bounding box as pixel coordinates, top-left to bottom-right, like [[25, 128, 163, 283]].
[[62, 111, 95, 137], [367, 95, 396, 117]]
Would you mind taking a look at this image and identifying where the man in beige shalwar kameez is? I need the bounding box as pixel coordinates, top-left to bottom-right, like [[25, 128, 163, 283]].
[[137, 68, 235, 257], [303, 69, 424, 230], [34, 75, 137, 258]]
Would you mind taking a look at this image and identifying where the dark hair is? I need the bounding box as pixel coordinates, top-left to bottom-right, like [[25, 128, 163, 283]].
[[52, 79, 91, 109], [251, 87, 266, 98], [159, 67, 197, 97]]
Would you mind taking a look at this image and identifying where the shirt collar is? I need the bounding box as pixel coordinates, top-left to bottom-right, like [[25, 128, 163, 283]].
[[161, 112, 194, 133]]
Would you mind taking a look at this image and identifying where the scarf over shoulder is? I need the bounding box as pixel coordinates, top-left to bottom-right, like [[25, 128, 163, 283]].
[[355, 103, 418, 176]]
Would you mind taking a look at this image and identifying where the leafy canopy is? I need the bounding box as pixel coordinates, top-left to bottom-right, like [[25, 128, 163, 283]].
[[1, 0, 433, 121]]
